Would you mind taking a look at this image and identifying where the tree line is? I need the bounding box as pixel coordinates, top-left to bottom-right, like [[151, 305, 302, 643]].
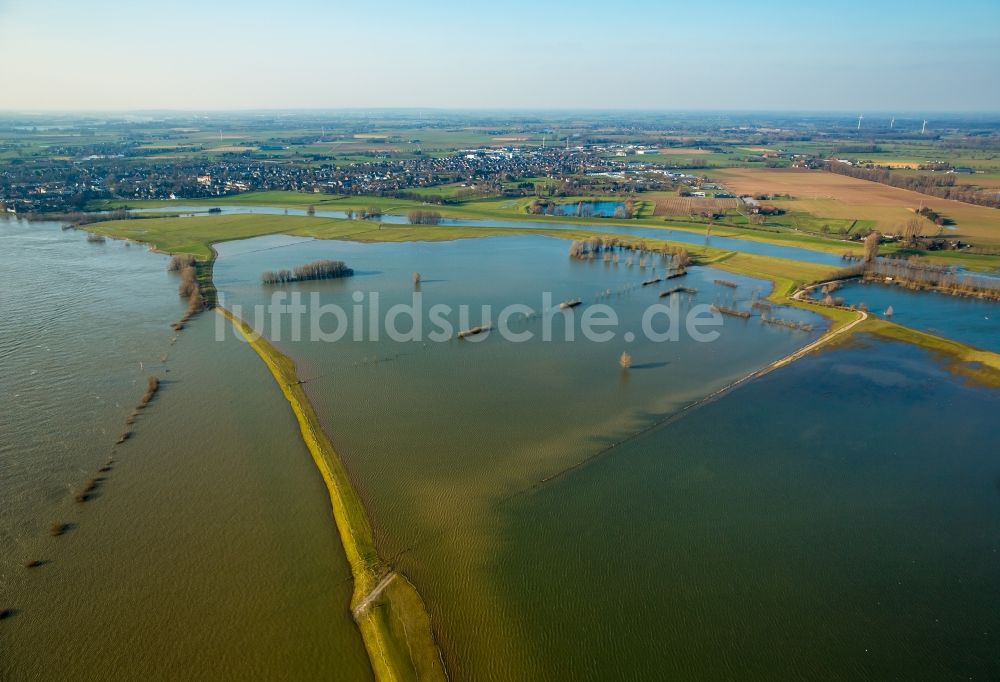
[[863, 258, 1000, 300], [167, 254, 206, 331], [568, 237, 690, 274], [825, 162, 1000, 209], [408, 210, 442, 225], [343, 207, 384, 220], [261, 259, 354, 284]]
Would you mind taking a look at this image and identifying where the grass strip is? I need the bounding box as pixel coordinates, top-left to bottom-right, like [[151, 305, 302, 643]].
[[219, 307, 446, 681]]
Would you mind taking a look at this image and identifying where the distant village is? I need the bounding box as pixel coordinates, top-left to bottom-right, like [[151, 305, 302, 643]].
[[0, 140, 726, 215]]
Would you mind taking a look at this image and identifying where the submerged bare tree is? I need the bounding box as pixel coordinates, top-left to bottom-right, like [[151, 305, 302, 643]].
[[261, 260, 353, 284], [178, 266, 199, 297], [863, 258, 1000, 299], [167, 254, 196, 271], [673, 247, 690, 274], [139, 376, 160, 408], [168, 254, 209, 331], [408, 210, 442, 225]]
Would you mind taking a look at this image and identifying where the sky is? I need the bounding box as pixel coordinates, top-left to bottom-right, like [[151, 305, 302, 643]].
[[1, 0, 998, 112]]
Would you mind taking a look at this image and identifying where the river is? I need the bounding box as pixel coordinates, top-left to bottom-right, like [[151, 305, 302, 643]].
[[0, 218, 372, 680], [3, 217, 998, 680]]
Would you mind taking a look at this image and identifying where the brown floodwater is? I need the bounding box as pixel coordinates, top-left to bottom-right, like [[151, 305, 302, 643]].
[[0, 219, 372, 680]]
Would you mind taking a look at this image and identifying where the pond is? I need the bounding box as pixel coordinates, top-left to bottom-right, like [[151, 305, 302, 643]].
[[831, 279, 1000, 352], [543, 200, 625, 217]]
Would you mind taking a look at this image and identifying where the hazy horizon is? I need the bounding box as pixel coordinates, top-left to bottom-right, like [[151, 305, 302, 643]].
[[2, 0, 998, 112], [1, 108, 999, 116]]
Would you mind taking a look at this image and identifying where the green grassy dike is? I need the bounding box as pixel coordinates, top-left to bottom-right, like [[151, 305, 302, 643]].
[[856, 318, 1000, 387], [219, 307, 447, 682]]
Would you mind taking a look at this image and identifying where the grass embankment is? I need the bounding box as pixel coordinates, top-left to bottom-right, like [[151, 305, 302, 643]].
[[707, 252, 859, 330], [86, 212, 622, 257], [91, 190, 873, 256], [220, 308, 446, 681], [195, 255, 218, 307], [855, 318, 1000, 388], [708, 254, 1000, 385], [93, 189, 1000, 270], [86, 211, 745, 273], [729, 258, 1000, 385]]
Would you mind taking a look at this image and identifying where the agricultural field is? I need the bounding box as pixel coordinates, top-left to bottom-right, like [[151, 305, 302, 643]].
[[651, 195, 740, 217], [609, 150, 738, 167], [655, 147, 712, 155], [895, 169, 1000, 190], [714, 168, 1000, 246]]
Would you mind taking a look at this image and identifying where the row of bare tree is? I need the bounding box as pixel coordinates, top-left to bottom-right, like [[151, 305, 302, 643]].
[[826, 162, 1000, 209], [863, 258, 1000, 299], [568, 238, 690, 274], [261, 259, 354, 284], [408, 210, 442, 225], [168, 255, 206, 331]]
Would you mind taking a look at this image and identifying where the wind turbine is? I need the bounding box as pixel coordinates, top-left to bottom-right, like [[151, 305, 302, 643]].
[[890, 116, 895, 129], [921, 120, 928, 134], [857, 114, 864, 130]]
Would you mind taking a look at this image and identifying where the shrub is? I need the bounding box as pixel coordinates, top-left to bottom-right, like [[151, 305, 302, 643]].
[[167, 254, 196, 272], [138, 376, 159, 407]]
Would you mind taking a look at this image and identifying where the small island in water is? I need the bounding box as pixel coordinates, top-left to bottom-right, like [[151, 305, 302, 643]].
[[261, 259, 354, 285]]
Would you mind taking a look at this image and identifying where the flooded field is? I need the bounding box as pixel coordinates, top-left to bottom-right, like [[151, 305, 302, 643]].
[[0, 219, 371, 680], [4, 218, 998, 680], [136, 204, 849, 266], [834, 279, 999, 352], [212, 233, 839, 679]]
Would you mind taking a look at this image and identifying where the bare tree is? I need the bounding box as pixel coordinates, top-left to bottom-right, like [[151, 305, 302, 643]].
[[902, 216, 925, 246], [408, 210, 442, 225], [261, 260, 353, 284], [863, 231, 881, 263], [167, 254, 196, 271]]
